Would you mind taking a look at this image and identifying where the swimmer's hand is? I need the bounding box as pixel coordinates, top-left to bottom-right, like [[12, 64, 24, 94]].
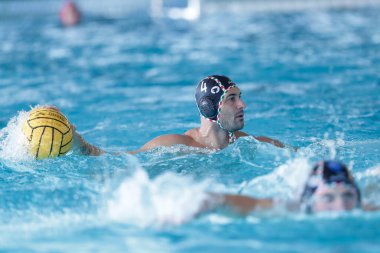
[[71, 124, 105, 156], [37, 105, 104, 156]]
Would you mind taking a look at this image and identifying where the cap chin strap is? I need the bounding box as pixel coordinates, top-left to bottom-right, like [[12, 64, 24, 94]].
[[200, 115, 236, 144], [228, 131, 237, 144], [218, 123, 236, 144]]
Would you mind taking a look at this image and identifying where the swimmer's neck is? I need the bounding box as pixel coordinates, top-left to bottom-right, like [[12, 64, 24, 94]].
[[196, 118, 230, 150]]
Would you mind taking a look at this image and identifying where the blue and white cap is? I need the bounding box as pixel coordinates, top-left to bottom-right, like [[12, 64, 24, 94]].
[[300, 160, 361, 213]]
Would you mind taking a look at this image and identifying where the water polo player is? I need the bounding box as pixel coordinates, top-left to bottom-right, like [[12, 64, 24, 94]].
[[131, 75, 285, 153], [204, 161, 368, 215], [71, 75, 286, 155]]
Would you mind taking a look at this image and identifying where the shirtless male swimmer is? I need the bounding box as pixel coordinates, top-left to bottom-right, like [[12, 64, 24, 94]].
[[74, 75, 286, 155]]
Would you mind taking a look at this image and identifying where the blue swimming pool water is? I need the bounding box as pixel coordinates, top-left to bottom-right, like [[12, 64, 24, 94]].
[[1, 3, 380, 252]]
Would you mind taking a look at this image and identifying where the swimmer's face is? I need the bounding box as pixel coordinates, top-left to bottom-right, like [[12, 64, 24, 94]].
[[311, 183, 359, 212], [218, 87, 246, 131]]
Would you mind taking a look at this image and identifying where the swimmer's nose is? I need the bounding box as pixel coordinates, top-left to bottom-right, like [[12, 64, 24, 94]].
[[333, 197, 350, 211], [237, 98, 246, 110], [333, 199, 344, 211]]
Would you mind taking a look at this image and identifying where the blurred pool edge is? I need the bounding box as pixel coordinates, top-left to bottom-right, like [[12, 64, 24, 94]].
[[2, 0, 380, 20]]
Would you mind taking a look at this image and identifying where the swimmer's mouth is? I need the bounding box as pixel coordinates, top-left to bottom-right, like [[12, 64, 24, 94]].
[[235, 112, 244, 119]]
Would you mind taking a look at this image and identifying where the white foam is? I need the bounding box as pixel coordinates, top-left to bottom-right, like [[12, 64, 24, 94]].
[[0, 109, 33, 161], [242, 157, 311, 200], [205, 213, 233, 225], [298, 132, 347, 161], [48, 48, 71, 59], [356, 165, 380, 179], [355, 165, 380, 207], [107, 169, 211, 227]]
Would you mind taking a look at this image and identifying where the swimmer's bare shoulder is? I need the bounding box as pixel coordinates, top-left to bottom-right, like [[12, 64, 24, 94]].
[[129, 128, 203, 154]]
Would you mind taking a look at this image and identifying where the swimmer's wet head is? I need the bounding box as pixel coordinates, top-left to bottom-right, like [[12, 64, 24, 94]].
[[195, 75, 246, 144], [60, 1, 81, 27], [300, 161, 361, 213]]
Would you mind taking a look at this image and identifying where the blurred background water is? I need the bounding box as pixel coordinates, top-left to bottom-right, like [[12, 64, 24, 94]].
[[1, 0, 380, 252]]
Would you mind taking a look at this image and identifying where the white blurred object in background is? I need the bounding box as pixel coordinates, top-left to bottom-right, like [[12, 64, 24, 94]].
[[150, 0, 200, 20]]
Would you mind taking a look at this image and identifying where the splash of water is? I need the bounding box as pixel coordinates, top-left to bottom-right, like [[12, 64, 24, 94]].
[[241, 157, 311, 201], [107, 168, 211, 227], [0, 110, 32, 162], [355, 165, 380, 208]]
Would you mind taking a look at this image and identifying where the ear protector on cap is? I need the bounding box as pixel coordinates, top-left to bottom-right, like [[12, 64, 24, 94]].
[[198, 96, 218, 119]]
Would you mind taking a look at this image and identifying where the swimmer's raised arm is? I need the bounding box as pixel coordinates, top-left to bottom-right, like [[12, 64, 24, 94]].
[[128, 134, 203, 154], [220, 194, 274, 215], [72, 125, 105, 156], [362, 203, 380, 211], [200, 193, 274, 216]]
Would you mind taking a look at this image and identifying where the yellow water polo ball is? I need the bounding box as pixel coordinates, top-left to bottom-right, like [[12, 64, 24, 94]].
[[22, 107, 73, 159]]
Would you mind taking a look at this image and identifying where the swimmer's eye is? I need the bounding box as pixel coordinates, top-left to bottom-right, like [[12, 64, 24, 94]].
[[342, 192, 355, 202], [226, 95, 236, 102], [320, 194, 334, 203]]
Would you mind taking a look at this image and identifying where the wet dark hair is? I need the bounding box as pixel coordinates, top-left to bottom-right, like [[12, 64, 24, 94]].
[[300, 160, 361, 213]]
